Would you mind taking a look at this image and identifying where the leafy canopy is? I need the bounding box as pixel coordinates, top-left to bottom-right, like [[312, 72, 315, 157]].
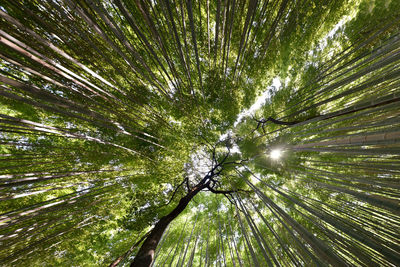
[[0, 0, 400, 266]]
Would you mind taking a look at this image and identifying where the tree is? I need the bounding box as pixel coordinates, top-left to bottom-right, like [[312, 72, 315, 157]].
[[0, 0, 400, 266], [130, 140, 248, 266]]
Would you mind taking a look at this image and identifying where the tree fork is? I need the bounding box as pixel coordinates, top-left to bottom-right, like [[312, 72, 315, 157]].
[[130, 147, 238, 266]]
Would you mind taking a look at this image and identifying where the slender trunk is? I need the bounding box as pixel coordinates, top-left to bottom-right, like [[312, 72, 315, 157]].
[[267, 117, 298, 126], [130, 184, 206, 267], [234, 198, 260, 267]]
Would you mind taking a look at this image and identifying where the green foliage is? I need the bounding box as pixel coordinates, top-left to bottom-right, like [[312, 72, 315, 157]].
[[0, 0, 399, 266]]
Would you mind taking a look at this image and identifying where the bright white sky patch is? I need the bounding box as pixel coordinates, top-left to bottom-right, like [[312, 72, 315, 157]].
[[270, 149, 283, 160], [316, 18, 346, 52], [234, 77, 282, 127], [311, 10, 359, 55], [187, 149, 212, 178], [191, 203, 205, 213], [233, 12, 359, 124]]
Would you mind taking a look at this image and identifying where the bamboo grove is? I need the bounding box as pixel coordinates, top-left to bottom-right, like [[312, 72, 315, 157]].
[[0, 0, 399, 266]]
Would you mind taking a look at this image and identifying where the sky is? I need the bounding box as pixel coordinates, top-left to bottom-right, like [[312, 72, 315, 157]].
[[233, 77, 282, 127], [195, 10, 357, 196], [232, 12, 356, 129]]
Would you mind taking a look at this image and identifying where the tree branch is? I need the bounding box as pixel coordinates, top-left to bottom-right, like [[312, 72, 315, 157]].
[[207, 186, 240, 195], [165, 178, 187, 206], [223, 192, 236, 206], [223, 158, 249, 165], [252, 116, 298, 134], [185, 177, 191, 191]]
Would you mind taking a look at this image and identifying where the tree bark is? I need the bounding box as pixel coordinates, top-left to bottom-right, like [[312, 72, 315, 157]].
[[130, 184, 206, 267]]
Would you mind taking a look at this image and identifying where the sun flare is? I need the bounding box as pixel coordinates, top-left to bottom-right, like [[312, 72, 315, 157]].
[[270, 149, 283, 160]]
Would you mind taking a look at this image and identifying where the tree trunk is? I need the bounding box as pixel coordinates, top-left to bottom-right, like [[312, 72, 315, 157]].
[[130, 184, 206, 267], [109, 232, 150, 267]]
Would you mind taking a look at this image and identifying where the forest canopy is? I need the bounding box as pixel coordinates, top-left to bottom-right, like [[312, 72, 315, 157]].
[[0, 0, 400, 266]]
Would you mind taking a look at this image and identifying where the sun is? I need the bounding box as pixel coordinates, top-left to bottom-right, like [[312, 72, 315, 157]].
[[270, 149, 283, 160]]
